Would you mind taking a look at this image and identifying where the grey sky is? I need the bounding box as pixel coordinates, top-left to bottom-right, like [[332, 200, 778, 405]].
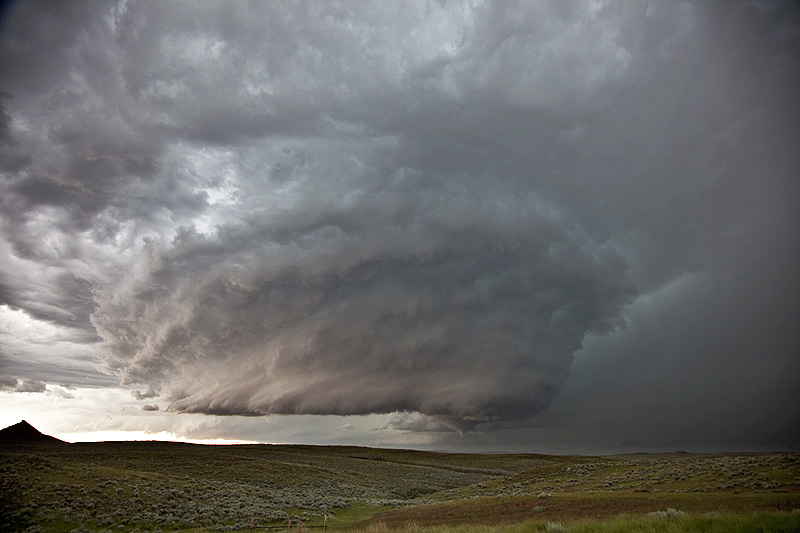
[[0, 0, 798, 451]]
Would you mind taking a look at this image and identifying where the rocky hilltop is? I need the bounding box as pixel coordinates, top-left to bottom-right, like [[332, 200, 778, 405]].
[[0, 420, 65, 444]]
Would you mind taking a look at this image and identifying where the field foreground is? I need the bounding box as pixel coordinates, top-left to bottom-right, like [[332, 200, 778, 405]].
[[1, 439, 798, 532]]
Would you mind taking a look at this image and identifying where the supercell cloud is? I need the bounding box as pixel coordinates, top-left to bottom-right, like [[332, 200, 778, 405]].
[[93, 173, 632, 424], [0, 1, 798, 443]]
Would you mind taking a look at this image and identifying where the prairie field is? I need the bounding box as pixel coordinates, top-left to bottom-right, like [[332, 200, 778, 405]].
[[1, 441, 798, 532]]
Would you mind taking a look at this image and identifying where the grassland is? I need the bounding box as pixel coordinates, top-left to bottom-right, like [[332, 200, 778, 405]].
[[1, 441, 798, 532]]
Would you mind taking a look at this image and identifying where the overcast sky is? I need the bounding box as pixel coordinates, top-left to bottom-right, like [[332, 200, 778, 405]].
[[0, 0, 798, 453]]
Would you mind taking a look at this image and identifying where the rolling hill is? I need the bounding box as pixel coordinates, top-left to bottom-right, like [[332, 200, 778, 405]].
[[0, 421, 798, 532]]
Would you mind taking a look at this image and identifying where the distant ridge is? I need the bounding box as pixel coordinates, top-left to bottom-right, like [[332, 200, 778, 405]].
[[0, 420, 65, 444]]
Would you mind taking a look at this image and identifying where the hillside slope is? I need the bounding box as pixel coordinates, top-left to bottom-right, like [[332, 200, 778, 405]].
[[0, 420, 64, 445], [0, 426, 797, 531]]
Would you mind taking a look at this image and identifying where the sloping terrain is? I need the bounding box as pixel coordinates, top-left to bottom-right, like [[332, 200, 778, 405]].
[[0, 439, 536, 530], [0, 425, 798, 532], [0, 420, 65, 444], [370, 452, 800, 528]]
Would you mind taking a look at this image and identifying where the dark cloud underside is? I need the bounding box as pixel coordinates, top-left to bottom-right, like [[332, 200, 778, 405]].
[[0, 1, 798, 443]]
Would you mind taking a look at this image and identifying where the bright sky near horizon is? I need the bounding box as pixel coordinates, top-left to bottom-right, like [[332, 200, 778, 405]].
[[0, 0, 798, 453]]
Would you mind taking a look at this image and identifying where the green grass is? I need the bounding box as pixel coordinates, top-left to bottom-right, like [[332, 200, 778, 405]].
[[351, 512, 800, 532], [1, 442, 797, 532]]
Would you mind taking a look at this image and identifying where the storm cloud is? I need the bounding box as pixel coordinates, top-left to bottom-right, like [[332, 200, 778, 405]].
[[0, 1, 798, 444], [93, 183, 632, 425]]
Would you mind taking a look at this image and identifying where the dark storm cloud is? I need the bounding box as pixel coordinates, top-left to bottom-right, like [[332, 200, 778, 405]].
[[1, 1, 798, 444], [0, 375, 17, 389], [0, 0, 210, 346], [0, 92, 11, 145], [14, 379, 47, 393], [93, 186, 632, 424]]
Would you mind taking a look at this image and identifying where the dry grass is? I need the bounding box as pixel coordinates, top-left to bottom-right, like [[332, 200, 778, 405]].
[[0, 442, 797, 532]]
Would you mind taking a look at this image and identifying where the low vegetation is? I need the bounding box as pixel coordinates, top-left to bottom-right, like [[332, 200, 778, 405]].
[[1, 441, 798, 532]]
